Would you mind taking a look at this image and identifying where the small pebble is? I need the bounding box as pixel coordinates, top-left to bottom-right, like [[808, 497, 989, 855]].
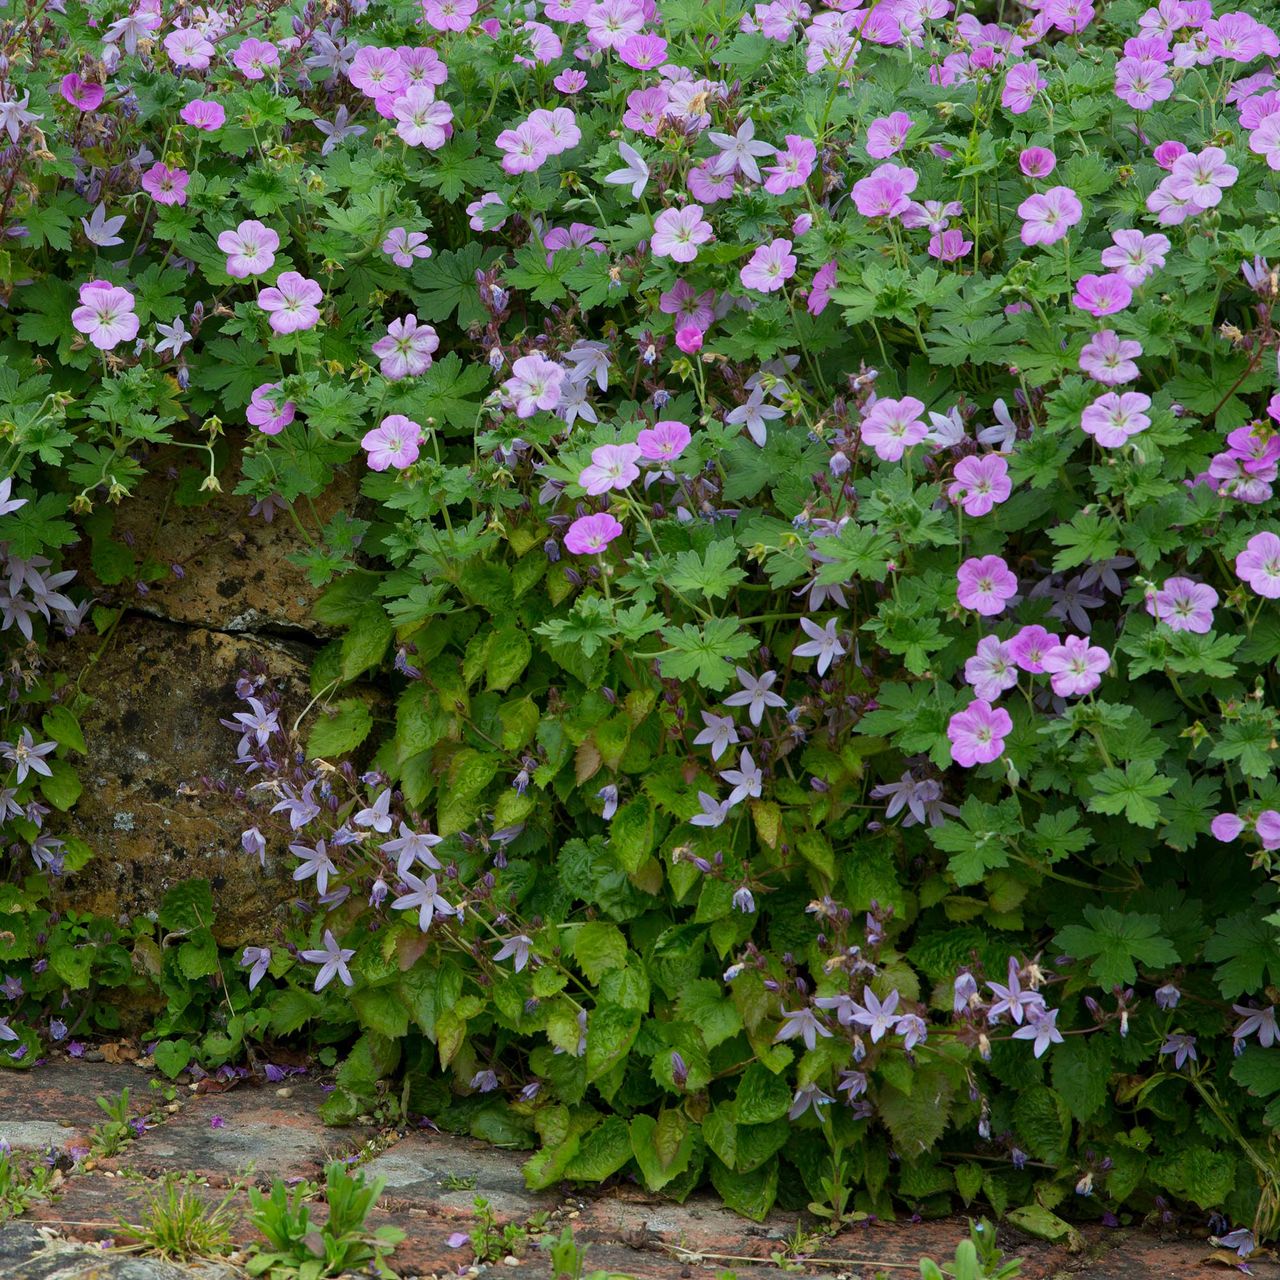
[[503, 1256, 520, 1266]]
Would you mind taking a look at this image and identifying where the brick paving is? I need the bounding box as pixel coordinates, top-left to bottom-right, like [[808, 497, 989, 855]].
[[0, 1060, 1274, 1279]]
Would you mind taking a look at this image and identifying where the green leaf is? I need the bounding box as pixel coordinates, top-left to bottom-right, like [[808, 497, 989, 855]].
[[1012, 1085, 1071, 1164], [876, 1064, 954, 1159], [38, 758, 81, 812], [709, 1155, 778, 1222], [1085, 761, 1173, 828], [733, 1062, 791, 1125], [584, 1002, 641, 1083], [158, 880, 214, 932], [1050, 1034, 1113, 1123], [658, 618, 757, 691], [571, 922, 628, 984], [1204, 910, 1280, 999], [340, 605, 393, 679], [629, 1113, 698, 1192], [1055, 906, 1177, 989], [153, 1038, 194, 1079], [41, 706, 86, 755], [929, 795, 1021, 886], [351, 986, 410, 1039], [485, 624, 532, 691], [307, 698, 374, 758], [665, 541, 747, 601]]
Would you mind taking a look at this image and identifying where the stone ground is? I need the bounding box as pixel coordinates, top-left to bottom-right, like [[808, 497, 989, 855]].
[[0, 1062, 1273, 1280]]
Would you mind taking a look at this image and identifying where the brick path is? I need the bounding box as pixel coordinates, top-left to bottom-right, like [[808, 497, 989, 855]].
[[0, 1061, 1272, 1278]]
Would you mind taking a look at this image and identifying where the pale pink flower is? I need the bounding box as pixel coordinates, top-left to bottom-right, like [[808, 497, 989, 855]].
[[929, 229, 972, 261], [584, 0, 645, 48], [865, 111, 913, 158], [504, 353, 565, 418], [948, 454, 1011, 516], [1079, 330, 1142, 385], [258, 272, 323, 335], [1101, 230, 1169, 285], [1002, 61, 1046, 113], [1236, 531, 1280, 597], [140, 163, 189, 206], [71, 280, 139, 350], [740, 238, 796, 293], [422, 0, 477, 32], [246, 382, 296, 435], [1019, 146, 1056, 177], [217, 220, 279, 279], [362, 415, 423, 471], [1081, 390, 1151, 448], [164, 27, 215, 68], [565, 512, 624, 555], [371, 315, 439, 380], [181, 99, 225, 130], [763, 135, 816, 194], [651, 205, 714, 263], [381, 227, 431, 268], [1211, 812, 1245, 842], [956, 555, 1017, 616], [349, 46, 408, 98], [851, 163, 918, 218], [1146, 577, 1218, 632], [1043, 636, 1109, 697], [232, 37, 279, 79], [528, 107, 580, 155], [636, 420, 691, 461], [947, 699, 1013, 767], [964, 635, 1019, 701], [806, 262, 837, 316], [394, 87, 452, 148], [1166, 146, 1237, 210], [860, 396, 928, 461], [1017, 186, 1082, 246], [1114, 56, 1174, 109], [1010, 624, 1058, 673], [579, 443, 642, 494], [1072, 273, 1133, 317]]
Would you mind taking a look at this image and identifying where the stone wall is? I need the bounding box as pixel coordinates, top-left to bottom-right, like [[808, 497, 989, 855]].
[[51, 452, 360, 945]]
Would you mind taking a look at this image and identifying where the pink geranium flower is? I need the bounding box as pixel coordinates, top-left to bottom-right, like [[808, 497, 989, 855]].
[[258, 272, 324, 334], [565, 512, 624, 555], [1073, 273, 1133, 317], [929, 229, 972, 261], [740, 239, 797, 293], [165, 27, 215, 69], [579, 443, 642, 494], [217, 220, 280, 279], [947, 699, 1013, 767], [1146, 578, 1218, 632], [422, 0, 477, 32], [394, 87, 452, 148], [865, 112, 913, 158], [372, 315, 439, 380], [381, 227, 432, 268], [964, 635, 1019, 701], [1081, 390, 1152, 448], [362, 415, 423, 471], [948, 454, 1012, 516], [1010, 624, 1059, 673], [1017, 186, 1082, 246], [504, 353, 565, 417], [860, 396, 928, 461], [1043, 635, 1109, 696], [675, 326, 703, 354], [1211, 812, 1245, 842], [60, 74, 105, 111], [496, 120, 549, 173], [1100, 230, 1170, 285], [851, 163, 918, 218], [1236, 531, 1280, 597], [763, 135, 816, 194], [232, 37, 280, 79], [1166, 146, 1237, 209], [246, 382, 296, 435], [1079, 330, 1142, 385], [651, 206, 714, 263], [956, 555, 1017, 616], [140, 163, 189, 206], [1153, 139, 1187, 169], [349, 46, 408, 98], [1002, 61, 1046, 113], [636, 420, 691, 461], [71, 280, 139, 351], [181, 99, 225, 130], [1114, 56, 1174, 109], [806, 262, 837, 316], [1018, 147, 1056, 177]]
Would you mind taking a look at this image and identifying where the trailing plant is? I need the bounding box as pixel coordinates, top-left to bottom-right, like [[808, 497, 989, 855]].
[[2, 0, 1280, 1244]]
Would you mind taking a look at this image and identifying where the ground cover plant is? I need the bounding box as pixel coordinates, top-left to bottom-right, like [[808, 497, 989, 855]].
[[1, 0, 1280, 1250]]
